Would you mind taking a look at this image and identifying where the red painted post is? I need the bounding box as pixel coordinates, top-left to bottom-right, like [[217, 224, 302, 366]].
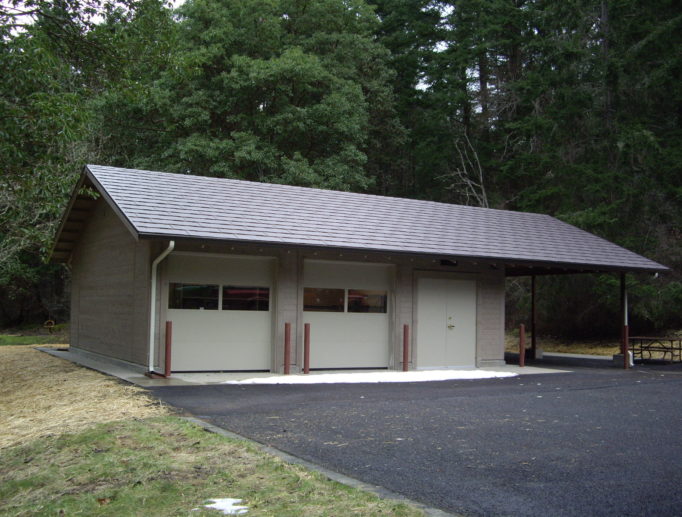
[[164, 321, 172, 377], [519, 323, 526, 367], [403, 324, 409, 372], [284, 322, 291, 375], [304, 323, 311, 374]]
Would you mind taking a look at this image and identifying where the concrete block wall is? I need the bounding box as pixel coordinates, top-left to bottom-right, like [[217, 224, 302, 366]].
[[394, 264, 414, 369], [476, 275, 506, 366], [275, 250, 300, 372], [70, 199, 148, 364], [73, 230, 508, 371]]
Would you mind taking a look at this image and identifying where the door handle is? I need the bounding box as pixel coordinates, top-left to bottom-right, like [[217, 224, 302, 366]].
[[447, 324, 455, 329]]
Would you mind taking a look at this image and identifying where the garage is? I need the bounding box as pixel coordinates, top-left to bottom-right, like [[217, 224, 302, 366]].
[[416, 276, 477, 368], [303, 260, 393, 369], [165, 253, 275, 371], [54, 165, 668, 374]]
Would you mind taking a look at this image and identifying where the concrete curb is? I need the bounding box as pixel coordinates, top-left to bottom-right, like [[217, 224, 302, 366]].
[[181, 416, 458, 517], [504, 351, 614, 369]]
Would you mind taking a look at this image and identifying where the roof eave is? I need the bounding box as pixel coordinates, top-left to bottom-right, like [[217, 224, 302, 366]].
[[504, 262, 669, 276], [49, 169, 89, 263], [84, 164, 140, 242], [135, 232, 670, 275], [49, 165, 141, 264]]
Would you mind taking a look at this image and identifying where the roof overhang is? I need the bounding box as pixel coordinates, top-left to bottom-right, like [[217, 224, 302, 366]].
[[50, 164, 670, 277], [49, 172, 95, 263], [135, 233, 669, 277], [50, 166, 140, 263]]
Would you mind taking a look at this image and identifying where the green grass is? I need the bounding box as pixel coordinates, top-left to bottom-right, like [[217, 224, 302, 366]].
[[0, 323, 69, 346], [0, 334, 67, 346], [0, 416, 424, 517]]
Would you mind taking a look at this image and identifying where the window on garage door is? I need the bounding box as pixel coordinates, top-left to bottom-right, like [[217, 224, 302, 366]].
[[169, 283, 219, 310], [303, 288, 345, 312], [222, 286, 270, 311], [303, 288, 387, 314], [347, 289, 387, 313]]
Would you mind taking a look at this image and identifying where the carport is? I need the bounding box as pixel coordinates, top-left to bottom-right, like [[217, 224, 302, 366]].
[[506, 262, 636, 368]]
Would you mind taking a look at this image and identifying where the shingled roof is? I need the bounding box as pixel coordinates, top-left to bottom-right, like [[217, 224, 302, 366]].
[[51, 164, 668, 274]]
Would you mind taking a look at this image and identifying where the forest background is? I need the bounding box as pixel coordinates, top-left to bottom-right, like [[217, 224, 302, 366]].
[[1, 0, 680, 339]]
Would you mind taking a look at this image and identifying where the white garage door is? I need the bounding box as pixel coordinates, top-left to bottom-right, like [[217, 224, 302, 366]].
[[303, 260, 392, 369], [166, 254, 274, 371], [417, 277, 477, 368]]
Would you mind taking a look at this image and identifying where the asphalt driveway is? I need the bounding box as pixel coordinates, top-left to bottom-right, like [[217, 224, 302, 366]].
[[148, 367, 682, 516]]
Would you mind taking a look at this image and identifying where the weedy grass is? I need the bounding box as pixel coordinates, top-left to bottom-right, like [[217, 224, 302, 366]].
[[504, 333, 620, 356], [0, 346, 167, 449], [0, 416, 423, 516], [0, 347, 424, 516], [0, 334, 67, 346]]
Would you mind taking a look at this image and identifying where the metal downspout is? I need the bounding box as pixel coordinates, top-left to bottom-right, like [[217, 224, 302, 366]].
[[148, 240, 175, 373]]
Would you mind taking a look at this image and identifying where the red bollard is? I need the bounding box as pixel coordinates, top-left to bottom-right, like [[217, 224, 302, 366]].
[[304, 323, 311, 374], [519, 323, 526, 367], [403, 324, 409, 372], [284, 322, 291, 375], [164, 321, 172, 377]]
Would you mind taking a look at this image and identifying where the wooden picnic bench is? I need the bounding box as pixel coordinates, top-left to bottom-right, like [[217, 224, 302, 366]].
[[629, 336, 682, 363]]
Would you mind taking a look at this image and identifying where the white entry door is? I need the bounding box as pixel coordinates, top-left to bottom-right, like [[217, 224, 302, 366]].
[[417, 278, 476, 368]]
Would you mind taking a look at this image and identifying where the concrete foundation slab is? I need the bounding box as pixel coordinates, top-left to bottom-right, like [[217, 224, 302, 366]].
[[38, 346, 569, 387]]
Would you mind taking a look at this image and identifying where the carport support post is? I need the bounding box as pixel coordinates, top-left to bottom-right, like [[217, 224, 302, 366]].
[[519, 324, 526, 367], [284, 322, 291, 375], [531, 275, 537, 357], [620, 273, 629, 369]]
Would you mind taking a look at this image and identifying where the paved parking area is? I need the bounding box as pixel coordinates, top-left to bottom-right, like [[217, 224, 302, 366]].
[[148, 367, 682, 517]]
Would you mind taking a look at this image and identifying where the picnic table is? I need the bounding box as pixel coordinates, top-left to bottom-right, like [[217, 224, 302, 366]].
[[629, 336, 682, 363]]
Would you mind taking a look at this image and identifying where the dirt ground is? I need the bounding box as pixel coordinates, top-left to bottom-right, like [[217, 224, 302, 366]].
[[504, 333, 621, 355], [0, 346, 169, 449]]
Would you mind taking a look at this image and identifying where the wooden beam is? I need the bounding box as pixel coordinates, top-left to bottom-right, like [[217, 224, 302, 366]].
[[58, 231, 79, 242], [72, 198, 96, 209], [51, 252, 70, 261], [63, 221, 85, 231]]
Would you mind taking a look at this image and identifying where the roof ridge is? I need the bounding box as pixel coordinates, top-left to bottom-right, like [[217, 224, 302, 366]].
[[85, 164, 550, 219]]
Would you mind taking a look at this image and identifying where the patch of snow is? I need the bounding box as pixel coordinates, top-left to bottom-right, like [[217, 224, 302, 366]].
[[223, 370, 516, 385], [194, 498, 248, 515]]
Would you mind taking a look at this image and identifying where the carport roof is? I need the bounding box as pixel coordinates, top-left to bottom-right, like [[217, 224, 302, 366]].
[[51, 164, 668, 274]]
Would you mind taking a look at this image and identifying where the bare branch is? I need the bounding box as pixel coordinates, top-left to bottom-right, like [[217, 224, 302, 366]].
[[442, 133, 489, 208]]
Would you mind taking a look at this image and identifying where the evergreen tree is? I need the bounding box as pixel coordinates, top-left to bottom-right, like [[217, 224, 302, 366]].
[[373, 0, 681, 334], [97, 0, 404, 192]]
